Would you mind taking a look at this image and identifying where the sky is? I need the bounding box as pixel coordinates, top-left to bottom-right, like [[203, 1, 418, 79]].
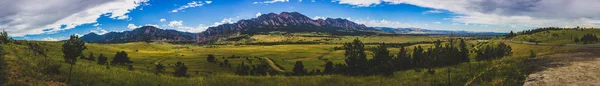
[[2, 0, 600, 41]]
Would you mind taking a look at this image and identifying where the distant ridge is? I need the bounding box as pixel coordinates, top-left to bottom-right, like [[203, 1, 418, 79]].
[[81, 26, 197, 43], [80, 12, 503, 43]]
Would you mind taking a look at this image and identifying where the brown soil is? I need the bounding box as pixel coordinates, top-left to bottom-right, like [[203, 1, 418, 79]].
[[524, 45, 600, 86]]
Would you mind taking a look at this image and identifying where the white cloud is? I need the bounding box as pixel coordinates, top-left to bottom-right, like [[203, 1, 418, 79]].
[[350, 19, 414, 28], [256, 12, 262, 17], [166, 18, 235, 33], [127, 23, 141, 29], [312, 16, 327, 20], [171, 1, 206, 13], [93, 23, 101, 26], [160, 18, 166, 22], [205, 1, 212, 4], [253, 0, 290, 4], [335, 0, 600, 28], [42, 37, 60, 41], [433, 22, 441, 24], [41, 37, 67, 41], [90, 27, 108, 35], [145, 24, 160, 28], [168, 21, 183, 27], [334, 0, 381, 7], [422, 10, 443, 14], [0, 0, 149, 36]]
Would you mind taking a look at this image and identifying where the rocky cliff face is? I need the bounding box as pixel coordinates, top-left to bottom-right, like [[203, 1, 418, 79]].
[[196, 12, 378, 42], [82, 12, 383, 43], [81, 26, 197, 43]]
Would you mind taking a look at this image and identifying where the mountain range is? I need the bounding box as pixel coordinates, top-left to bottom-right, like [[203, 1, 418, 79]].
[[81, 12, 504, 43]]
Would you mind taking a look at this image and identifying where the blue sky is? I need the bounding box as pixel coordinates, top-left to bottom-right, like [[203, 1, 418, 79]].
[[3, 0, 600, 41]]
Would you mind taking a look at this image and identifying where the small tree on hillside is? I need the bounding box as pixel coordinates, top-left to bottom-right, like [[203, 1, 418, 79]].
[[207, 54, 216, 63], [323, 61, 334, 74], [370, 43, 394, 76], [0, 30, 9, 44], [87, 53, 95, 61], [155, 63, 165, 75], [97, 54, 107, 65], [293, 61, 305, 75], [62, 35, 87, 83], [173, 61, 188, 77], [112, 51, 133, 64]]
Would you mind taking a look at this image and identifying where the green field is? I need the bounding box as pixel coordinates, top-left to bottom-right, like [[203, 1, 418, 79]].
[[511, 29, 600, 44], [0, 36, 577, 85]]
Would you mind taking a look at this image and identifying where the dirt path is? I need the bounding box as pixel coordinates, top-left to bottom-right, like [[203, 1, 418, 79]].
[[260, 57, 285, 72], [523, 45, 600, 86]]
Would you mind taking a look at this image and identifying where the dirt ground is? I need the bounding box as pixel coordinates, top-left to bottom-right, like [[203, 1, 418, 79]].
[[523, 45, 600, 86]]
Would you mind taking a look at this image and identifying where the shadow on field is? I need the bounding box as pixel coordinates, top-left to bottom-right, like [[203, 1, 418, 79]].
[[523, 46, 600, 75]]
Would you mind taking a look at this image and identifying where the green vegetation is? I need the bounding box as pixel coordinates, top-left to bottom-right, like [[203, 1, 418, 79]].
[[0, 33, 578, 85], [510, 28, 600, 44]]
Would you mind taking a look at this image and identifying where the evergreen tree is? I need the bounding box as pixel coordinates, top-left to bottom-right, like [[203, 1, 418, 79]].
[[97, 54, 108, 65], [343, 39, 367, 75], [112, 51, 133, 64], [0, 30, 9, 44], [323, 61, 334, 74], [207, 54, 216, 63], [87, 53, 95, 61], [62, 35, 87, 83], [395, 46, 412, 70], [173, 61, 188, 77], [293, 61, 305, 75], [370, 44, 394, 75], [155, 63, 165, 75]]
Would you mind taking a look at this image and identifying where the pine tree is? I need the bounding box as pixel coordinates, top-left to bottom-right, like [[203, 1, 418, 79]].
[[62, 35, 87, 83], [155, 63, 165, 75], [173, 61, 188, 77], [87, 53, 95, 61], [370, 43, 394, 75], [395, 46, 411, 70], [293, 61, 305, 75], [207, 54, 216, 63], [112, 51, 133, 64], [344, 39, 367, 75], [97, 54, 107, 65], [323, 61, 334, 74], [0, 30, 9, 44]]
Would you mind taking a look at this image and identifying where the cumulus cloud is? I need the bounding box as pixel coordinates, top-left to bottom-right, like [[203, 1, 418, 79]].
[[334, 0, 381, 7], [0, 0, 149, 37], [165, 18, 234, 33], [312, 16, 327, 20], [127, 23, 141, 29], [171, 1, 209, 13], [336, 0, 600, 28], [253, 0, 290, 4], [422, 10, 443, 14], [41, 37, 68, 41], [160, 18, 166, 22], [168, 21, 183, 27], [350, 19, 414, 28], [256, 12, 262, 17], [90, 27, 108, 35]]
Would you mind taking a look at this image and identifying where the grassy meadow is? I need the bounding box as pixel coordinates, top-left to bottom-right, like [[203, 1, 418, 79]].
[[511, 29, 600, 44], [0, 35, 577, 85]]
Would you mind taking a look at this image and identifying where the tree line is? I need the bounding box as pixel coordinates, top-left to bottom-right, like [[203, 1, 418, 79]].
[[233, 39, 513, 76], [574, 33, 599, 44]]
